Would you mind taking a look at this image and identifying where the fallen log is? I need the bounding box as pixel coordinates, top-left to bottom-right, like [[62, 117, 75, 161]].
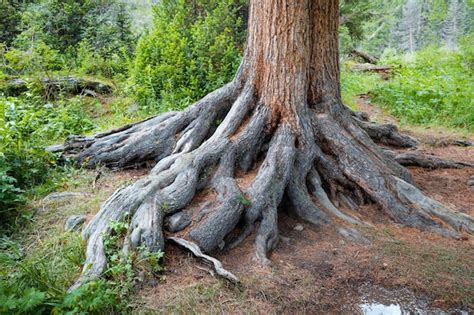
[[2, 76, 113, 97], [351, 48, 379, 64], [348, 63, 394, 72]]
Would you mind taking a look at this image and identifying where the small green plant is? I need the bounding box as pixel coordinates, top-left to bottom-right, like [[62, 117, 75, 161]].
[[0, 211, 165, 314], [238, 194, 252, 207], [138, 245, 165, 274]]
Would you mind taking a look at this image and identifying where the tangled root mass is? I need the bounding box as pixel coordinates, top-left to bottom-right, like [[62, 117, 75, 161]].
[[58, 79, 473, 288]]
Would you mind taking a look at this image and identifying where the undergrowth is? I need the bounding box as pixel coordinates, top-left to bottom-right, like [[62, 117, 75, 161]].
[[371, 44, 474, 132], [0, 209, 164, 314]]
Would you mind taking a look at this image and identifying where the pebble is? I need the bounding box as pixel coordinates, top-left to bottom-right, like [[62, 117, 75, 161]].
[[294, 224, 304, 232]]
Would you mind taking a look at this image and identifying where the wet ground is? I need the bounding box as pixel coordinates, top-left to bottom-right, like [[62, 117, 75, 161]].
[[357, 284, 469, 315]]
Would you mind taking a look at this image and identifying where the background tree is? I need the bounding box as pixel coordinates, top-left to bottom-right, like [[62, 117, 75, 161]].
[[15, 0, 135, 56]]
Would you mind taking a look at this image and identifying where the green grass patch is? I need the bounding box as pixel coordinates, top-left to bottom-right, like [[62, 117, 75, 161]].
[[341, 69, 383, 109], [371, 47, 474, 132]]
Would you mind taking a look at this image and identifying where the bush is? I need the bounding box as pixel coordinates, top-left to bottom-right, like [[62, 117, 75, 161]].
[[0, 215, 164, 314], [130, 0, 246, 112], [371, 47, 474, 131], [0, 42, 64, 76], [0, 1, 36, 47], [0, 95, 95, 219], [1, 0, 135, 78]]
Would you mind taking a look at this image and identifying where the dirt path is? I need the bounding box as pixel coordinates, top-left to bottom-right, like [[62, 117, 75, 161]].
[[137, 97, 473, 314]]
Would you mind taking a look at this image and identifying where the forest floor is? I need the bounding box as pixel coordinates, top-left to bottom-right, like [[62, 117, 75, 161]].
[[27, 96, 473, 314]]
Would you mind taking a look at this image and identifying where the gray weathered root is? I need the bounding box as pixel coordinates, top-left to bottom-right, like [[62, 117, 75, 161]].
[[167, 237, 239, 283], [60, 83, 473, 290], [383, 150, 474, 169]]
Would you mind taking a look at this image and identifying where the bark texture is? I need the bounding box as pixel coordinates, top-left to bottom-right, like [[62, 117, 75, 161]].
[[60, 0, 473, 288]]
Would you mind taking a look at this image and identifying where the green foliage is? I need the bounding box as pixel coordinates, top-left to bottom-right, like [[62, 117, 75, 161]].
[[0, 1, 36, 47], [130, 0, 245, 112], [16, 0, 135, 55], [238, 194, 252, 207], [1, 42, 64, 76], [0, 94, 95, 219], [341, 69, 383, 109], [371, 47, 474, 131], [0, 212, 164, 314], [0, 0, 136, 79], [0, 233, 84, 314]]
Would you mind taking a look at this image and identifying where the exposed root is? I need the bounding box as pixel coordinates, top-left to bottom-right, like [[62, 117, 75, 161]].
[[383, 150, 474, 169], [62, 82, 241, 168], [306, 168, 368, 227], [394, 177, 474, 234], [168, 237, 239, 283], [286, 115, 331, 227], [314, 112, 462, 238], [60, 84, 473, 291], [351, 111, 418, 148], [188, 149, 244, 252], [250, 125, 296, 265]]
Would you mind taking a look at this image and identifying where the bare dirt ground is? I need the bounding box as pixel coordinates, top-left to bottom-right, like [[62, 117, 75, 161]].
[[133, 97, 473, 314]]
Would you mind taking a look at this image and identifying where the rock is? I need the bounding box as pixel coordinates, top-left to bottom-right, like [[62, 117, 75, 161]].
[[382, 262, 388, 270], [293, 224, 304, 232], [468, 176, 474, 187], [127, 103, 139, 114], [65, 215, 86, 232], [165, 211, 192, 232], [43, 191, 84, 202]]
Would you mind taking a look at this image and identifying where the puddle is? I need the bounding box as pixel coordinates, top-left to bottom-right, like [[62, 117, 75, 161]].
[[357, 283, 470, 315], [360, 303, 469, 315]]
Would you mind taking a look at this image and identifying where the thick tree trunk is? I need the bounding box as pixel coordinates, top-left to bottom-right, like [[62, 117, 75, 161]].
[[62, 0, 473, 289]]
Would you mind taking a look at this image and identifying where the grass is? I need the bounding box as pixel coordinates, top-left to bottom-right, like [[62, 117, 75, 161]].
[[371, 48, 474, 132], [341, 68, 383, 109], [0, 169, 147, 313], [142, 281, 255, 313]]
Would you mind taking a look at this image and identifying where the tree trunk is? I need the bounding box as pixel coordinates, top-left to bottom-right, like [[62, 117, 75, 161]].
[[61, 0, 473, 289]]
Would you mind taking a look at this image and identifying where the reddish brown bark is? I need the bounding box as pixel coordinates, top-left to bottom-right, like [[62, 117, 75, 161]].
[[241, 0, 341, 126]]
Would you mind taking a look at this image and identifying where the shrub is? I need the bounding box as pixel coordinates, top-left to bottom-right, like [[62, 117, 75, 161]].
[[371, 47, 474, 131], [130, 0, 246, 112], [1, 42, 64, 76], [0, 215, 164, 314], [0, 95, 95, 219]]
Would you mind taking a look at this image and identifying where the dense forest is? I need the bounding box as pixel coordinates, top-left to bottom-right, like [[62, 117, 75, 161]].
[[0, 1, 473, 314]]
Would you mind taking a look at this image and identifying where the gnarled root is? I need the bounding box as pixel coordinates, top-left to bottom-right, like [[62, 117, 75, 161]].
[[61, 83, 473, 290], [383, 150, 474, 169]]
